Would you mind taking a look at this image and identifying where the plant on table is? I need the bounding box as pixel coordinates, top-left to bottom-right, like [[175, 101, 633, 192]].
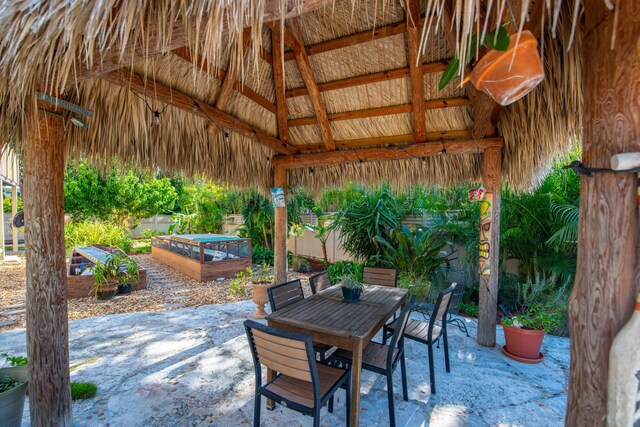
[[339, 274, 364, 303]]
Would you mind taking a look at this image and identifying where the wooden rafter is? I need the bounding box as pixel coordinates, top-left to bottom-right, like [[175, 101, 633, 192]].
[[288, 97, 470, 127], [271, 24, 289, 143], [173, 48, 276, 114], [283, 18, 335, 151], [286, 60, 449, 98], [273, 137, 503, 169], [406, 0, 428, 142], [101, 69, 291, 154]]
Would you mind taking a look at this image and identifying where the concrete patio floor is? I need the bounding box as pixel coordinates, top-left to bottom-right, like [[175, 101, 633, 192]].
[[0, 300, 569, 426]]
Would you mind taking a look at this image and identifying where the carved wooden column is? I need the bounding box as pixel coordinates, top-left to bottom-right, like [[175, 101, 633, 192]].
[[566, 0, 640, 425], [273, 165, 288, 285], [477, 146, 502, 347], [23, 106, 72, 426], [12, 184, 18, 252]]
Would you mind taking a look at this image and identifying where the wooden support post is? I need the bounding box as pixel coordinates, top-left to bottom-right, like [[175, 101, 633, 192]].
[[12, 184, 18, 252], [0, 186, 4, 261], [477, 146, 502, 347], [23, 107, 72, 425], [566, 1, 640, 425], [273, 165, 288, 285]]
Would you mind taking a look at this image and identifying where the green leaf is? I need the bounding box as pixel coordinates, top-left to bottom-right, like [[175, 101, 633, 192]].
[[439, 57, 460, 90], [485, 26, 510, 51]]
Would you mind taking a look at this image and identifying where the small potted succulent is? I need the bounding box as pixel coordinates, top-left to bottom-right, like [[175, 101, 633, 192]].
[[340, 274, 364, 303], [92, 252, 139, 300], [0, 353, 29, 427], [501, 303, 564, 363]]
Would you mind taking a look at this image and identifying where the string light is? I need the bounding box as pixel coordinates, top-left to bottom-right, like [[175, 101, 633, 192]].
[[224, 131, 231, 143], [192, 102, 200, 112]]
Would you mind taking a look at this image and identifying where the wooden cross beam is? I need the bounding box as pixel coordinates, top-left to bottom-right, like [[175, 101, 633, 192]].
[[272, 137, 503, 169], [101, 69, 292, 154], [271, 24, 289, 143], [406, 0, 428, 142], [288, 97, 470, 127]]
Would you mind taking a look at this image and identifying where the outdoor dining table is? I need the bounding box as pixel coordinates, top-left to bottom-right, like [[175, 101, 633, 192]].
[[265, 284, 408, 426]]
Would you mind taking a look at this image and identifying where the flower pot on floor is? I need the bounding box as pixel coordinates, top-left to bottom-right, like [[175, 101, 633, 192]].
[[502, 322, 545, 362], [95, 282, 118, 300], [252, 281, 272, 318], [0, 366, 29, 427], [117, 283, 132, 295]]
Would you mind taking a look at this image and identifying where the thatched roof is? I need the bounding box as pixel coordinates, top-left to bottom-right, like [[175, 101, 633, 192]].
[[0, 0, 583, 192]]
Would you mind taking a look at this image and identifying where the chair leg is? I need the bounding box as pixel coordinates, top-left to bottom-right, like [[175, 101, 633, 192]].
[[443, 329, 451, 373], [329, 395, 334, 413], [400, 351, 408, 401], [313, 408, 321, 427], [345, 375, 351, 426], [253, 393, 261, 427], [428, 342, 436, 394], [387, 372, 396, 427], [448, 317, 470, 337]]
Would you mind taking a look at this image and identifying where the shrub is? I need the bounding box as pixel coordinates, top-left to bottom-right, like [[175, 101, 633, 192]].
[[65, 221, 133, 254], [327, 261, 362, 283], [459, 302, 479, 317], [70, 382, 97, 400], [229, 270, 252, 299], [252, 245, 274, 266], [2, 196, 22, 213]]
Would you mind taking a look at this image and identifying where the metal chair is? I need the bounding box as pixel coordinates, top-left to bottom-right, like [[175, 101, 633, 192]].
[[384, 284, 456, 394], [268, 279, 333, 361], [244, 320, 351, 427], [362, 266, 398, 287], [330, 296, 416, 427], [309, 271, 331, 294]]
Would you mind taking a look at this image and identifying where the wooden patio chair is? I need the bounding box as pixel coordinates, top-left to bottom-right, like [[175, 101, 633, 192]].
[[268, 279, 333, 361], [362, 266, 398, 287], [383, 284, 456, 394], [330, 296, 416, 427], [309, 271, 331, 294], [244, 320, 351, 427]]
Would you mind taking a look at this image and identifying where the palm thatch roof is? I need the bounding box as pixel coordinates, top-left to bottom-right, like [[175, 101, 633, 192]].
[[0, 0, 583, 191]]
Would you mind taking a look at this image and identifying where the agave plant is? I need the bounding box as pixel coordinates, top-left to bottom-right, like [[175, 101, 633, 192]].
[[373, 225, 451, 281]]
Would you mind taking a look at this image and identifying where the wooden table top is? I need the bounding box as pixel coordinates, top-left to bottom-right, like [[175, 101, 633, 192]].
[[266, 285, 407, 344]]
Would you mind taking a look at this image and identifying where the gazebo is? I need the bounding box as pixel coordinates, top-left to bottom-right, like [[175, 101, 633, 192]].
[[0, 1, 637, 426]]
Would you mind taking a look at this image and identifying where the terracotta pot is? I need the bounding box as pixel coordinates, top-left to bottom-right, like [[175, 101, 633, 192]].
[[252, 281, 272, 319], [502, 321, 545, 360], [95, 282, 118, 300], [470, 30, 544, 106]]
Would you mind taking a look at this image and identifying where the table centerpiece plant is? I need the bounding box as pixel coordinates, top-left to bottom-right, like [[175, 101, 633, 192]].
[[340, 274, 364, 303]]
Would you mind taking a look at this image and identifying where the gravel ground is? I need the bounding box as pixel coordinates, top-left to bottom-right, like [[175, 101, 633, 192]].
[[0, 254, 312, 333]]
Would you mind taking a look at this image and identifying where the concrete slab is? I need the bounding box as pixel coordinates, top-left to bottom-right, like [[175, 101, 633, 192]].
[[0, 301, 570, 426]]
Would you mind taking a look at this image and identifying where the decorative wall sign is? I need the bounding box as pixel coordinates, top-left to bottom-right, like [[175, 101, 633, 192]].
[[270, 187, 285, 208], [479, 193, 493, 276]]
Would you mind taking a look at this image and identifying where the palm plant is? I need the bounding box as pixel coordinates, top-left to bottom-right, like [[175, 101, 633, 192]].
[[373, 225, 450, 281], [303, 210, 335, 266]]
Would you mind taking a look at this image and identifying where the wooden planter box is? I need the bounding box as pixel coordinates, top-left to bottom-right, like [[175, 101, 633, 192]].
[[151, 234, 251, 281], [67, 245, 147, 299]]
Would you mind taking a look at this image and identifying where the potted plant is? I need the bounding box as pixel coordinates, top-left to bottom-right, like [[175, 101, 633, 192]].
[[0, 353, 28, 427], [116, 255, 140, 295], [501, 303, 563, 363], [340, 275, 364, 303], [92, 252, 139, 300], [248, 265, 274, 318]]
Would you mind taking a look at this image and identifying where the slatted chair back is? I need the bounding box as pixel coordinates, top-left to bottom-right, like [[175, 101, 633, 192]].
[[386, 296, 416, 366], [309, 271, 331, 294], [428, 284, 457, 339], [268, 279, 304, 312], [362, 266, 397, 287], [432, 266, 469, 313]]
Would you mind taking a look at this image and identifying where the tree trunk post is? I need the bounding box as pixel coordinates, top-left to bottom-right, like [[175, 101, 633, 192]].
[[12, 184, 18, 252], [566, 1, 640, 425], [477, 146, 502, 347], [273, 165, 288, 285], [0, 185, 4, 261], [24, 106, 72, 426]]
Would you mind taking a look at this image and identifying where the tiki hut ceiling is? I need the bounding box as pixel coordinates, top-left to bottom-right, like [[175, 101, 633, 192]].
[[0, 0, 583, 191]]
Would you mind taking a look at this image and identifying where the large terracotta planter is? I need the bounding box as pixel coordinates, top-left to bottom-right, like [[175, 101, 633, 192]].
[[502, 322, 545, 363], [252, 281, 272, 318], [95, 282, 118, 300], [0, 366, 29, 427]]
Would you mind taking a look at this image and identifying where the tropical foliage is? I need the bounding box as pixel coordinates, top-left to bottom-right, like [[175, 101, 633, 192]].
[[64, 221, 132, 254], [2, 195, 22, 213]]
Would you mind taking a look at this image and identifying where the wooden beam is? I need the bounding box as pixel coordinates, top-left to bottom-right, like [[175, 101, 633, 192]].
[[285, 61, 449, 98], [68, 0, 333, 85], [406, 0, 428, 142], [102, 69, 291, 154], [567, 0, 640, 425], [477, 146, 502, 347], [273, 165, 288, 285], [24, 106, 72, 425], [288, 97, 471, 127], [292, 129, 473, 152], [282, 19, 411, 61], [173, 48, 276, 113], [273, 137, 503, 169], [271, 24, 289, 143], [285, 18, 335, 151]]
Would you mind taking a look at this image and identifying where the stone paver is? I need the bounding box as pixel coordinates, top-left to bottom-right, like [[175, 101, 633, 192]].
[[0, 300, 570, 426]]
